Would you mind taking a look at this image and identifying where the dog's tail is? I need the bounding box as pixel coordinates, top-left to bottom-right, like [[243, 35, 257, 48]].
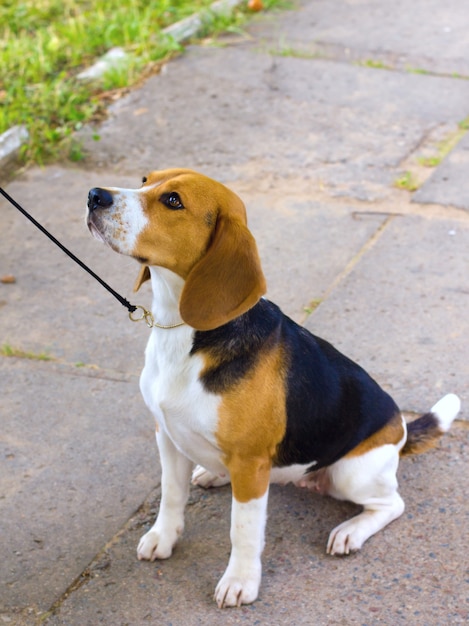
[[401, 393, 461, 456]]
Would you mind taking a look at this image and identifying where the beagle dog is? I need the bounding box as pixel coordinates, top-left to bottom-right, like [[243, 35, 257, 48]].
[[87, 169, 460, 608]]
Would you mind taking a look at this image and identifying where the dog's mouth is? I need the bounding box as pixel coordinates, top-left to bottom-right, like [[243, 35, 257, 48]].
[[87, 213, 131, 257], [87, 215, 107, 244]]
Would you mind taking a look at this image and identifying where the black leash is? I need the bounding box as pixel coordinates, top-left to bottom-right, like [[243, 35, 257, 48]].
[[0, 185, 163, 327]]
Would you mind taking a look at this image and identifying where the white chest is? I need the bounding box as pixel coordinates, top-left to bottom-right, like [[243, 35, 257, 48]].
[[139, 327, 225, 473]]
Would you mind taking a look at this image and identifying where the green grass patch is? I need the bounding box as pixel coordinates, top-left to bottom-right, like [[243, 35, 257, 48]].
[[270, 35, 319, 59], [1, 0, 273, 164], [417, 155, 442, 168], [405, 66, 431, 76], [303, 299, 322, 315], [418, 118, 469, 168], [394, 171, 419, 192], [357, 58, 392, 70], [1, 343, 54, 361]]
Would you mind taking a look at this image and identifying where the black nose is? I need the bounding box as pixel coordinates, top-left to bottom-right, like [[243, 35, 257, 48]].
[[88, 188, 113, 212]]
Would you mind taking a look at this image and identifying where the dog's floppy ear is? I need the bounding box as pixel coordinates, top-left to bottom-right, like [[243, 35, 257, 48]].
[[179, 213, 266, 330], [134, 265, 151, 292]]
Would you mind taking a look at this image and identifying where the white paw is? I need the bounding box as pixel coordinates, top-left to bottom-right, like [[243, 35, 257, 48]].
[[327, 517, 367, 555], [215, 568, 261, 608], [137, 523, 181, 561], [327, 497, 405, 555], [191, 465, 230, 489]]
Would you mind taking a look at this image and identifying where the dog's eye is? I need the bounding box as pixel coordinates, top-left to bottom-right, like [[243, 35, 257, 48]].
[[161, 192, 184, 210], [141, 176, 147, 184]]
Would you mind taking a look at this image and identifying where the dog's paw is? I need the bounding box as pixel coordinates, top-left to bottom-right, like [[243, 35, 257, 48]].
[[214, 567, 261, 608], [327, 496, 405, 555], [191, 465, 230, 489], [327, 518, 366, 556], [137, 524, 180, 561]]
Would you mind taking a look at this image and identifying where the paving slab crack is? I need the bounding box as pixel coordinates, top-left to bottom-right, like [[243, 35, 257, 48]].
[[43, 485, 162, 625], [265, 41, 469, 80], [0, 354, 139, 383], [301, 213, 397, 325]]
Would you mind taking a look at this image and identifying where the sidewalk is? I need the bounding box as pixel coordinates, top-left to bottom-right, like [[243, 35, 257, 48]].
[[1, 1, 468, 624]]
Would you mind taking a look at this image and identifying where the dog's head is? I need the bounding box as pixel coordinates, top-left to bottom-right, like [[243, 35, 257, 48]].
[[87, 169, 266, 330]]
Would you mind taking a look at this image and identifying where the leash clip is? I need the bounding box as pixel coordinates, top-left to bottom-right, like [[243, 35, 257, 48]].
[[129, 305, 155, 328], [128, 304, 185, 329]]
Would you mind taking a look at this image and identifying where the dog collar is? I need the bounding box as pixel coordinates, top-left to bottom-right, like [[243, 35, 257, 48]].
[[129, 305, 186, 329]]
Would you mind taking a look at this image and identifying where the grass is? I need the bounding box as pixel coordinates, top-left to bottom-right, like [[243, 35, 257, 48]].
[[417, 155, 442, 168], [356, 58, 392, 70], [405, 66, 431, 76], [303, 299, 322, 315], [273, 41, 319, 60], [394, 171, 420, 192], [1, 343, 54, 361], [0, 0, 278, 164], [0, 343, 101, 368], [418, 115, 469, 168]]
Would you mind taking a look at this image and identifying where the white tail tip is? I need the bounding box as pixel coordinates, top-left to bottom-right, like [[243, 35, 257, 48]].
[[430, 393, 461, 431]]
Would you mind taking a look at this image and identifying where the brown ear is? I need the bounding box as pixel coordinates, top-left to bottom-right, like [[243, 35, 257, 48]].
[[133, 265, 151, 292], [179, 214, 266, 330]]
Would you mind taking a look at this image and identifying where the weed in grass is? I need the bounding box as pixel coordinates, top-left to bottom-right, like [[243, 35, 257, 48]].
[[101, 56, 141, 91], [197, 3, 250, 40], [67, 138, 86, 162]]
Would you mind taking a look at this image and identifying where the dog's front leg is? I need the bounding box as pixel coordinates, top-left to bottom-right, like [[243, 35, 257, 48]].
[[215, 458, 270, 608], [138, 429, 193, 561]]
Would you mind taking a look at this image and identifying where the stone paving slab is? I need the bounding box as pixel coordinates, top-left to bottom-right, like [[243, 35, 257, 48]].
[[413, 132, 469, 211], [78, 44, 469, 202], [249, 0, 469, 76], [0, 359, 156, 614], [240, 193, 387, 321], [305, 214, 469, 418], [0, 166, 146, 373], [44, 422, 468, 625]]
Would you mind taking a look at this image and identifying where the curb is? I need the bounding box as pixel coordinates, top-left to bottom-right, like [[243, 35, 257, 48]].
[[0, 0, 245, 175], [162, 0, 244, 43], [0, 125, 29, 179]]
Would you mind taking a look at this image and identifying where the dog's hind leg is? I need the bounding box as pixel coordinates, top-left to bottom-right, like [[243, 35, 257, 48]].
[[192, 465, 231, 488], [325, 442, 404, 555], [325, 395, 460, 555]]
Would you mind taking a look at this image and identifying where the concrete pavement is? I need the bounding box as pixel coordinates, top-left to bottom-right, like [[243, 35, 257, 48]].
[[1, 1, 468, 624]]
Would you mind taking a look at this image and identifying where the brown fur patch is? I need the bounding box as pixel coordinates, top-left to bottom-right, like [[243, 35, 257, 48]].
[[133, 169, 266, 330], [200, 351, 221, 379], [134, 265, 151, 292], [400, 412, 442, 456], [179, 213, 266, 330], [344, 412, 405, 458], [215, 346, 288, 502]]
